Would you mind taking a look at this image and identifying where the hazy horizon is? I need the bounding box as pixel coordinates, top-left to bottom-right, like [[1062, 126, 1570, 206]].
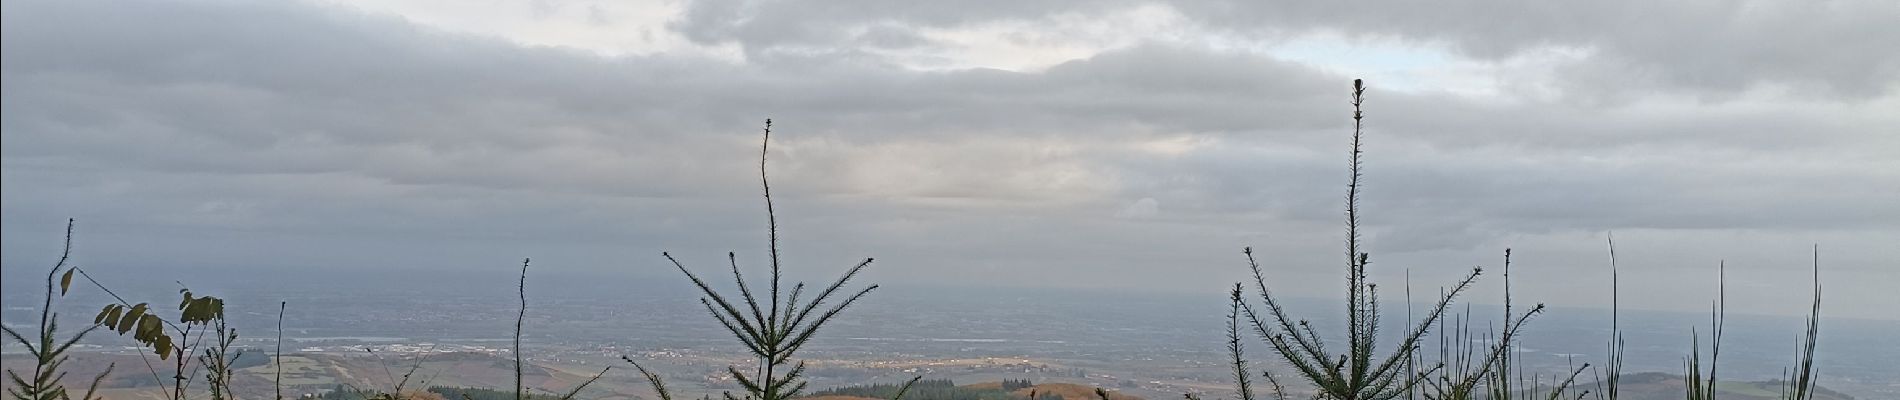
[[8, 270, 1898, 398], [0, 257, 1885, 323]]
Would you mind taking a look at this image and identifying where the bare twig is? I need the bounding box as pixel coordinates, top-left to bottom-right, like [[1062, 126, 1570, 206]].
[[558, 366, 613, 400], [623, 356, 674, 400], [516, 258, 530, 400], [891, 376, 924, 400], [277, 301, 287, 400]]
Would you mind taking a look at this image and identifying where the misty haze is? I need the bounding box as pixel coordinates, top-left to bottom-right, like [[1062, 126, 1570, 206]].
[[3, 1, 1897, 400]]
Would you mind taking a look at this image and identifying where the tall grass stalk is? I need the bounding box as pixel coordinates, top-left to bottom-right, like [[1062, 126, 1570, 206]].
[[1408, 251, 1551, 400], [1683, 264, 1726, 400], [1778, 247, 1821, 400], [1593, 234, 1624, 400]]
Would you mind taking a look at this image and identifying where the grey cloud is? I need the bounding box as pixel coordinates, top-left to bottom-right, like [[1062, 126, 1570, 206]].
[[670, 0, 1126, 53], [1179, 0, 1900, 96], [2, 0, 1895, 319], [669, 0, 1900, 100]]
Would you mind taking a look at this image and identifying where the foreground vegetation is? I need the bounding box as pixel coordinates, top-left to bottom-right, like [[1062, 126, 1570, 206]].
[[5, 79, 1831, 400]]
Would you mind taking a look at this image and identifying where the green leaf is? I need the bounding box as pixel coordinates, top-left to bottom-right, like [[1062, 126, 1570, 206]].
[[182, 300, 204, 323], [146, 316, 165, 341], [94, 304, 117, 325], [117, 304, 147, 334], [115, 315, 136, 334], [138, 316, 161, 343], [153, 335, 173, 360], [181, 297, 224, 323], [60, 268, 75, 296], [101, 306, 124, 330]]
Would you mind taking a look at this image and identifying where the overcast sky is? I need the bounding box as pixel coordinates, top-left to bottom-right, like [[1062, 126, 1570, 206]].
[[3, 0, 1896, 320]]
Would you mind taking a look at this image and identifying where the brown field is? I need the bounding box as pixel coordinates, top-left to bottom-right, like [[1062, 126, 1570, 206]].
[[1010, 383, 1142, 400]]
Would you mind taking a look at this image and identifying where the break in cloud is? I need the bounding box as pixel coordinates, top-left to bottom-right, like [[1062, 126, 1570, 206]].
[[2, 0, 1896, 319]]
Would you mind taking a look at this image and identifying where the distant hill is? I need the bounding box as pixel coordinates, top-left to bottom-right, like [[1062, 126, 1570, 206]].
[[957, 376, 1853, 400], [1576, 372, 1857, 400]]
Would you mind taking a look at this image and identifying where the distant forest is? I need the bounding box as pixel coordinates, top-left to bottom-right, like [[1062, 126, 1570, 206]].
[[311, 386, 562, 400], [809, 380, 1062, 400]]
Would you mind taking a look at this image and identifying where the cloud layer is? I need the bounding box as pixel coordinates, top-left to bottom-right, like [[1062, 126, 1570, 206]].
[[3, 0, 1896, 319]]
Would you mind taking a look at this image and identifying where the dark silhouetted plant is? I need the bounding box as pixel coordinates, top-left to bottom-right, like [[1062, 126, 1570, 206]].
[[351, 347, 431, 399], [1231, 79, 1487, 400], [77, 269, 229, 400], [1683, 264, 1726, 400], [63, 238, 235, 400], [1778, 247, 1821, 400], [200, 311, 240, 400], [332, 258, 608, 400], [1591, 234, 1625, 400], [2, 219, 112, 400], [517, 258, 610, 400], [892, 376, 925, 400], [275, 301, 287, 400], [622, 356, 674, 400], [12, 220, 239, 400], [1408, 251, 1554, 400], [517, 258, 528, 400], [77, 267, 228, 400], [1488, 250, 1585, 400], [643, 119, 880, 400], [457, 258, 610, 400], [1225, 284, 1286, 400]]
